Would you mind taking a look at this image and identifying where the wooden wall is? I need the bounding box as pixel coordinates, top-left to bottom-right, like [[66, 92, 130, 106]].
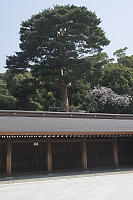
[[1, 137, 133, 176]]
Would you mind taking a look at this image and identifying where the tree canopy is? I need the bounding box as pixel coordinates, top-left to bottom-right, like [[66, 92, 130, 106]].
[[6, 5, 109, 111]]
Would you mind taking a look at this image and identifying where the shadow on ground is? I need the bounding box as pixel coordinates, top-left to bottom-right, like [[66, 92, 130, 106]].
[[1, 168, 133, 184]]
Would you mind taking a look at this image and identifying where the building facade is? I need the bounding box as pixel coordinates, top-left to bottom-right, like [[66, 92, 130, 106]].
[[0, 111, 133, 176]]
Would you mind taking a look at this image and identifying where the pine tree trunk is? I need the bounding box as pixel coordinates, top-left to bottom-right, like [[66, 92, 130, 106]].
[[61, 82, 69, 112]]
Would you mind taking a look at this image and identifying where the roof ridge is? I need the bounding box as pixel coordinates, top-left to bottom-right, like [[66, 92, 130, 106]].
[[0, 110, 133, 120]]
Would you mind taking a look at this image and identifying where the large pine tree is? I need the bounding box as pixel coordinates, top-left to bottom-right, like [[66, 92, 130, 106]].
[[6, 5, 109, 111]]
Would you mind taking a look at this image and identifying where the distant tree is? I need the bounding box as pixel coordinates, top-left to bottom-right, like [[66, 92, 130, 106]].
[[113, 47, 133, 68], [0, 74, 17, 110], [6, 5, 109, 111], [85, 52, 110, 87], [4, 70, 42, 110], [0, 94, 16, 110], [100, 63, 133, 95], [113, 47, 128, 61]]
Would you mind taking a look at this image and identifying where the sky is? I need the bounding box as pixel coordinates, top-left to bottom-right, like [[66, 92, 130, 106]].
[[1, 0, 133, 72]]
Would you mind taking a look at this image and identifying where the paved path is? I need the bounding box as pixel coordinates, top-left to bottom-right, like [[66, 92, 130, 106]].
[[0, 172, 133, 200]]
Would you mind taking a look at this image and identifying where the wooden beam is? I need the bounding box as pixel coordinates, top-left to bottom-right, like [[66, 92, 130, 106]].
[[47, 143, 52, 173], [6, 143, 12, 176], [113, 138, 118, 169], [82, 141, 87, 170], [0, 137, 114, 145], [0, 131, 133, 136]]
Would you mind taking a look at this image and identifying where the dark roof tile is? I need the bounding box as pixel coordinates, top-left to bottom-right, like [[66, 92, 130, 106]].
[[0, 116, 133, 133]]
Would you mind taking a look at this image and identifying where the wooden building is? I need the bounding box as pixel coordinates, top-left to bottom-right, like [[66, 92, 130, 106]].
[[0, 110, 133, 176]]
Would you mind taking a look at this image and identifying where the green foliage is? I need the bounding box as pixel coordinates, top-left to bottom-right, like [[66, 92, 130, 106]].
[[34, 89, 58, 111], [22, 101, 43, 111], [6, 5, 109, 81], [0, 80, 9, 95], [113, 47, 133, 68], [5, 70, 32, 95], [0, 73, 5, 80], [0, 94, 16, 110], [100, 63, 133, 95], [6, 5, 109, 111], [113, 47, 128, 61], [69, 80, 91, 111], [85, 52, 109, 87]]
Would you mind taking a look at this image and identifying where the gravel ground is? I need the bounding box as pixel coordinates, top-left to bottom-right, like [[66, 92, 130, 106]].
[[0, 172, 133, 200]]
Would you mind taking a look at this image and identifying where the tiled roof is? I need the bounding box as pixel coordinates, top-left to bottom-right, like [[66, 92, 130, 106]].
[[0, 116, 133, 133]]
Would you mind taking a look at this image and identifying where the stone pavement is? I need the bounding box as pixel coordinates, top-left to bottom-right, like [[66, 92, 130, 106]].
[[0, 170, 133, 200]]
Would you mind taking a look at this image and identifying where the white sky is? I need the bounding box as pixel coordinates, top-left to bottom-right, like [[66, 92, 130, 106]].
[[1, 0, 133, 72]]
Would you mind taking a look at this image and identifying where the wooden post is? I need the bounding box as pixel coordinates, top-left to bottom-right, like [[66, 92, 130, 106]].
[[82, 141, 87, 170], [6, 143, 12, 176], [47, 143, 52, 173], [0, 147, 2, 174], [113, 138, 118, 169]]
